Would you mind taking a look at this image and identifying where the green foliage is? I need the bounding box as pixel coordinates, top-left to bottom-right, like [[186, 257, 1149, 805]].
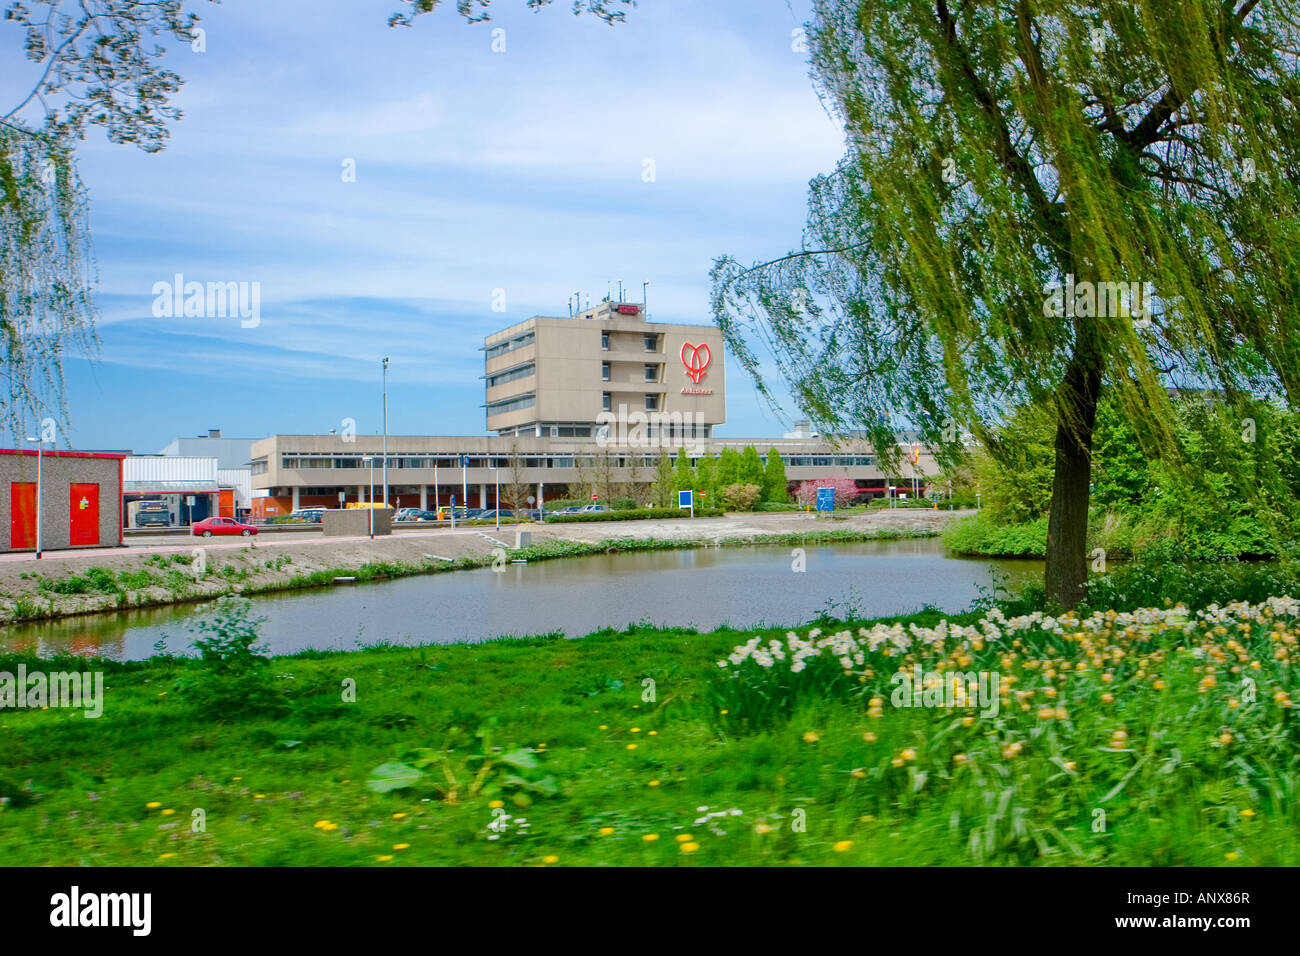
[[652, 452, 675, 507], [721, 482, 762, 511], [177, 597, 287, 718], [942, 513, 1049, 557], [716, 448, 741, 489], [673, 448, 693, 492], [762, 447, 788, 502], [738, 445, 765, 486], [610, 498, 638, 511]]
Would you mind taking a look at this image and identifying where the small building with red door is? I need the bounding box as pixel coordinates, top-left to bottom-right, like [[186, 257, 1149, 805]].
[[0, 448, 125, 553]]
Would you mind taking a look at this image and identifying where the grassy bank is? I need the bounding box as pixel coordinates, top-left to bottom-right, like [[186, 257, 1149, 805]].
[[1, 584, 1296, 866]]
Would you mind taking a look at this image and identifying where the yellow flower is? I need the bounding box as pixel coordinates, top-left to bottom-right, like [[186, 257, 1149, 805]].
[[862, 731, 877, 743], [952, 753, 968, 765], [489, 800, 504, 808], [680, 842, 700, 853], [648, 730, 658, 736], [392, 812, 407, 820], [626, 743, 638, 750], [377, 854, 393, 861], [1153, 679, 1166, 690], [755, 823, 772, 834], [321, 823, 339, 831], [802, 731, 820, 743], [961, 716, 975, 727], [675, 833, 695, 843], [158, 853, 175, 860], [1241, 808, 1256, 818], [642, 834, 659, 842], [146, 802, 162, 809], [1219, 732, 1234, 745], [599, 724, 608, 730], [1064, 761, 1077, 772], [160, 809, 175, 816], [720, 709, 729, 715], [648, 779, 660, 787], [630, 727, 641, 733], [1225, 851, 1239, 861], [313, 820, 331, 829], [393, 843, 410, 850], [833, 840, 853, 852], [254, 794, 266, 799], [850, 768, 866, 778], [598, 827, 614, 836], [1101, 692, 1114, 704], [543, 855, 559, 863]]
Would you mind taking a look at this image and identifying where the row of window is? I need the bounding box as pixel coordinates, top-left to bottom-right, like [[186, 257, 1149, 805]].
[[485, 330, 535, 360], [276, 452, 876, 471], [602, 331, 659, 352], [603, 393, 660, 412], [485, 393, 536, 415], [602, 362, 659, 383], [486, 362, 535, 388]]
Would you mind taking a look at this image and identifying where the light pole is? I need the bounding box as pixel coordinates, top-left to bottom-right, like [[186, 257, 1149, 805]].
[[382, 357, 389, 509], [363, 456, 375, 539], [23, 435, 42, 559]]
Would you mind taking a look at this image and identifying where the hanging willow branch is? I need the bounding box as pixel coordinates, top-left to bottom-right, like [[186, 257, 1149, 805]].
[[713, 0, 1300, 480]]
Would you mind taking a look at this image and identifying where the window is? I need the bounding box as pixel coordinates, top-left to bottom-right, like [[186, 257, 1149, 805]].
[[602, 393, 612, 412], [601, 362, 610, 382], [645, 394, 658, 411], [485, 330, 535, 360], [487, 362, 535, 388], [644, 363, 657, 382], [644, 334, 657, 352], [485, 393, 536, 415], [601, 331, 609, 351]]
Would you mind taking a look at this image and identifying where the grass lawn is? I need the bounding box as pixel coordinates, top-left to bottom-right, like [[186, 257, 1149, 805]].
[[1, 599, 1296, 866]]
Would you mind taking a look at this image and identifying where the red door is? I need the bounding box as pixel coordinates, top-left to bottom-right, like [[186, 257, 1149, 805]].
[[10, 482, 36, 549], [69, 483, 100, 546]]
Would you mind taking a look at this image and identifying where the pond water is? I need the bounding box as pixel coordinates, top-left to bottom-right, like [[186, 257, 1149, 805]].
[[0, 538, 1043, 661]]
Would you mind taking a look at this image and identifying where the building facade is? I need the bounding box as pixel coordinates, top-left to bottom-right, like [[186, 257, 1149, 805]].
[[1, 448, 124, 553], [249, 433, 934, 515], [484, 299, 725, 440]]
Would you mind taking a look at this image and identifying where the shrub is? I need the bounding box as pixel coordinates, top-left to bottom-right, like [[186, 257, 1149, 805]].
[[794, 478, 858, 508], [178, 597, 287, 717], [942, 514, 1048, 557], [611, 498, 638, 511], [721, 483, 762, 511]]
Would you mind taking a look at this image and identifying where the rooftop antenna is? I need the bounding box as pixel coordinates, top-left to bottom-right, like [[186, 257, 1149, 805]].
[[643, 279, 649, 315], [585, 294, 591, 310], [617, 279, 624, 302], [606, 280, 612, 302], [568, 295, 573, 318]]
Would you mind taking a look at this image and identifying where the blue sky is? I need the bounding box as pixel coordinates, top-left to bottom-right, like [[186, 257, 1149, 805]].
[[5, 0, 845, 451]]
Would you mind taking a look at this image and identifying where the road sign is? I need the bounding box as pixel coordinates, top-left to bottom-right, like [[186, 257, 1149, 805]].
[[459, 455, 470, 467], [678, 489, 694, 517], [816, 487, 835, 512], [591, 493, 599, 501]]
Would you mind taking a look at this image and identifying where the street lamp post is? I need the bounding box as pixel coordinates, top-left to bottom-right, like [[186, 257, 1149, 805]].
[[23, 435, 42, 559], [493, 462, 500, 531], [382, 357, 389, 509], [363, 456, 375, 539]]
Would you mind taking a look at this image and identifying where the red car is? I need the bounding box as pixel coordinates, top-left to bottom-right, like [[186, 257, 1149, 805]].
[[192, 517, 258, 538]]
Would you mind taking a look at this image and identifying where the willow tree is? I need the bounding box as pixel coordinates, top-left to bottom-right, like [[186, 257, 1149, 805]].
[[2, 0, 203, 439], [712, 0, 1300, 607]]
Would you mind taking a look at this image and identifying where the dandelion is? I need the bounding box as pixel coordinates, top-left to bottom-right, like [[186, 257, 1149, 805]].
[[626, 743, 638, 750], [833, 840, 853, 852], [146, 802, 161, 809], [802, 731, 820, 743], [953, 753, 968, 765], [648, 730, 658, 736], [377, 855, 393, 861], [1219, 732, 1234, 745], [851, 768, 866, 778], [313, 820, 331, 829], [755, 823, 772, 834], [489, 800, 504, 809], [393, 843, 410, 850], [680, 842, 699, 853], [599, 725, 607, 730], [161, 809, 175, 816], [642, 834, 659, 842], [630, 727, 641, 733], [675, 833, 694, 843], [159, 853, 175, 860], [392, 813, 407, 820], [863, 731, 877, 743], [598, 827, 614, 836], [1225, 852, 1239, 861], [543, 855, 559, 863], [648, 780, 660, 787], [1241, 809, 1256, 818]]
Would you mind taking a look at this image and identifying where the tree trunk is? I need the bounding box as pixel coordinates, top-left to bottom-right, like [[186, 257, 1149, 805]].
[[1045, 350, 1102, 609]]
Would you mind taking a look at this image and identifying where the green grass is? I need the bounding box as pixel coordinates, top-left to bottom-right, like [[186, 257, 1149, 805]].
[[1, 593, 1295, 866]]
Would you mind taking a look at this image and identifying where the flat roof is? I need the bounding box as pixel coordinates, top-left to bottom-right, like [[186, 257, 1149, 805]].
[[0, 447, 127, 460]]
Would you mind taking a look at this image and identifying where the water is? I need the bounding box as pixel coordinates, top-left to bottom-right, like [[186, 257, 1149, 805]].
[[0, 539, 1042, 661]]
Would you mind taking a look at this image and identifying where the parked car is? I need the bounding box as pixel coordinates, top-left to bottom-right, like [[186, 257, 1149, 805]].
[[394, 508, 424, 522], [476, 509, 514, 520], [192, 517, 259, 537], [580, 504, 608, 513], [289, 508, 326, 522]]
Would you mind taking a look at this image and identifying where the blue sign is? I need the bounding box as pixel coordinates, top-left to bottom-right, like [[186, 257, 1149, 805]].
[[816, 487, 835, 512], [459, 455, 470, 467], [678, 490, 693, 509], [450, 494, 456, 506]]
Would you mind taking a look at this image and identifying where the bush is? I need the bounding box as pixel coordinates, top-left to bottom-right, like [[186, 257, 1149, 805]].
[[793, 478, 858, 508], [721, 483, 762, 511], [611, 498, 639, 511], [545, 507, 724, 523], [178, 597, 287, 718], [942, 513, 1048, 557]]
